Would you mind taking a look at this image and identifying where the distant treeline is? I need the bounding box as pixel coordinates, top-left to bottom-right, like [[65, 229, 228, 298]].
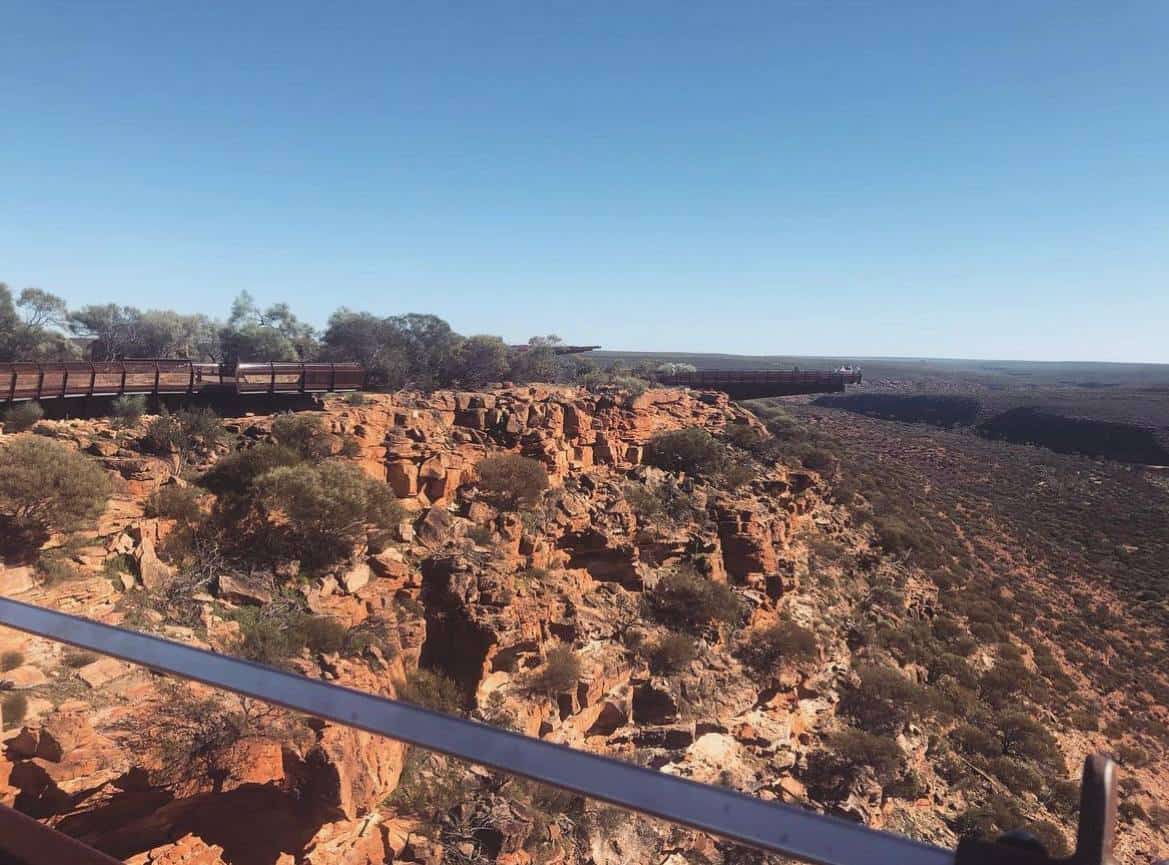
[[0, 282, 661, 391]]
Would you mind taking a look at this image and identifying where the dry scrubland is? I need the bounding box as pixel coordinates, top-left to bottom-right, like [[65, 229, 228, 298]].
[[0, 382, 1165, 865]]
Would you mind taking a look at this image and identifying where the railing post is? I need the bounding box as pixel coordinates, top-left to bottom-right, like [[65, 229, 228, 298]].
[[8, 366, 18, 403], [329, 363, 337, 392], [188, 361, 195, 394], [269, 362, 276, 394], [119, 361, 127, 395], [153, 361, 161, 395], [60, 365, 69, 398], [299, 362, 306, 393], [34, 364, 44, 401]]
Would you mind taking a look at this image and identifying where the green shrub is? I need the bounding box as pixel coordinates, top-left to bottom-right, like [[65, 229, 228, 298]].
[[643, 428, 729, 476], [111, 394, 147, 427], [2, 401, 43, 432], [145, 485, 203, 523], [995, 711, 1063, 771], [0, 651, 24, 672], [232, 608, 349, 665], [625, 481, 698, 529], [644, 568, 742, 634], [0, 436, 111, 532], [200, 443, 303, 497], [527, 645, 581, 694], [271, 412, 327, 458], [467, 523, 495, 546], [736, 620, 818, 675], [798, 447, 834, 471], [1, 693, 28, 729], [255, 461, 404, 565], [62, 650, 98, 668], [476, 454, 549, 510], [345, 392, 367, 406], [35, 553, 86, 585], [643, 632, 697, 675], [718, 460, 756, 491], [397, 668, 464, 715], [839, 663, 934, 735], [142, 407, 223, 468], [804, 728, 904, 800]]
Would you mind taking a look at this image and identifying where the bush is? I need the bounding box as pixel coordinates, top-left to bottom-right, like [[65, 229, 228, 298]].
[[35, 553, 86, 585], [145, 485, 203, 523], [200, 443, 304, 497], [256, 461, 404, 565], [0, 651, 24, 672], [2, 401, 43, 433], [839, 663, 934, 735], [142, 407, 222, 468], [625, 480, 698, 529], [397, 668, 464, 715], [643, 428, 729, 476], [736, 620, 818, 675], [62, 650, 98, 668], [527, 645, 581, 694], [1, 693, 28, 729], [643, 632, 697, 675], [804, 728, 904, 800], [271, 412, 327, 458], [644, 568, 742, 634], [111, 394, 147, 427], [476, 454, 549, 510], [233, 607, 350, 666], [345, 392, 367, 406], [0, 436, 111, 533]]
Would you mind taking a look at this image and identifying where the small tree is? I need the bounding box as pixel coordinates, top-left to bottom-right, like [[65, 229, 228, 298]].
[[2, 401, 44, 433], [145, 485, 203, 523], [271, 412, 327, 458], [527, 646, 581, 694], [110, 394, 147, 428], [142, 407, 223, 471], [643, 428, 729, 476], [256, 460, 404, 564], [397, 668, 465, 715], [736, 620, 818, 675], [476, 454, 549, 510], [644, 567, 742, 634], [0, 436, 110, 533], [643, 632, 697, 675]]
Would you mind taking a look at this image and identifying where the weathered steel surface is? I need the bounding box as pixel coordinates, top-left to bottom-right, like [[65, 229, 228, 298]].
[[0, 360, 364, 403]]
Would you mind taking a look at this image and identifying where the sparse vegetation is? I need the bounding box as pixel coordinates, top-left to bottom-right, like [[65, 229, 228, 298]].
[[145, 484, 203, 522], [111, 393, 147, 427], [642, 632, 697, 675], [0, 436, 111, 533], [397, 668, 465, 715], [644, 567, 742, 634], [736, 620, 818, 675], [476, 454, 549, 510], [2, 401, 43, 432], [643, 428, 729, 476], [1, 693, 28, 729], [0, 651, 25, 672], [255, 460, 404, 565], [527, 645, 581, 694]]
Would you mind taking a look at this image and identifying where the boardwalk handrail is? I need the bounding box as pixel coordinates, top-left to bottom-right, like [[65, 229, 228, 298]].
[[0, 596, 953, 865], [0, 360, 364, 403]]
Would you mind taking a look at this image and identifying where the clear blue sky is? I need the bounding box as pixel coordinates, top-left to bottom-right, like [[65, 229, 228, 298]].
[[2, 2, 1166, 362]]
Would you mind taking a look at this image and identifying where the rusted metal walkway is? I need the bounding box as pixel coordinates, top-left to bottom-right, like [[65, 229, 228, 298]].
[[1, 360, 364, 403], [655, 369, 862, 399]]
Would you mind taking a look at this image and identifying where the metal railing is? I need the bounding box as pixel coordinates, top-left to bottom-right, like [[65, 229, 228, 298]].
[[0, 360, 365, 403], [0, 597, 1136, 865]]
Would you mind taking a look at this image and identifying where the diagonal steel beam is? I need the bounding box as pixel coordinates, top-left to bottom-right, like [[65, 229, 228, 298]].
[[0, 597, 953, 865]]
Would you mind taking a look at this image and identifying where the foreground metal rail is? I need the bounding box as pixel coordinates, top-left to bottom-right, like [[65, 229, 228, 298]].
[[0, 597, 1135, 865]]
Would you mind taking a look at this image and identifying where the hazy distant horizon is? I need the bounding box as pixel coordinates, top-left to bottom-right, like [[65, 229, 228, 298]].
[[3, 3, 1167, 363]]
